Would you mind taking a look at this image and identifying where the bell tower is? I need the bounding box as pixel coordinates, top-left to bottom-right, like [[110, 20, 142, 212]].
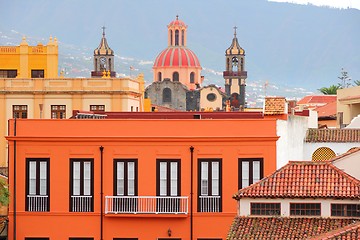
[[91, 27, 116, 77], [223, 27, 247, 110]]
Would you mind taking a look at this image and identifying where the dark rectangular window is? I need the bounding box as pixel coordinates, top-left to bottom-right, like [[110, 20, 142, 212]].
[[157, 159, 181, 197], [31, 69, 44, 78], [70, 159, 94, 212], [25, 238, 49, 240], [331, 204, 360, 217], [69, 238, 94, 240], [113, 239, 138, 240], [114, 159, 138, 196], [198, 159, 222, 212], [26, 158, 50, 212], [238, 158, 263, 189], [0, 69, 17, 78], [290, 203, 321, 216], [51, 105, 66, 119], [250, 203, 280, 216], [111, 159, 138, 213], [90, 105, 105, 111], [156, 159, 181, 213], [13, 105, 28, 119]]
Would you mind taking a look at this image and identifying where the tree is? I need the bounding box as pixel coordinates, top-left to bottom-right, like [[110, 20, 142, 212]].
[[338, 68, 352, 88], [354, 80, 360, 86], [0, 179, 9, 206], [318, 85, 340, 95]]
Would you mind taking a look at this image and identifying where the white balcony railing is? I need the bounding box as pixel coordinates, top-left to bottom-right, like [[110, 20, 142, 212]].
[[105, 196, 188, 214], [199, 196, 221, 212], [71, 195, 93, 212], [27, 195, 48, 212]]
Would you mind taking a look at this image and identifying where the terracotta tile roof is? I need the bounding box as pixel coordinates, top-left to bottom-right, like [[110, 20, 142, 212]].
[[264, 96, 286, 115], [227, 217, 359, 240], [236, 161, 360, 199], [297, 95, 337, 105], [315, 101, 337, 118], [328, 147, 360, 162], [310, 221, 360, 239], [305, 129, 360, 142]]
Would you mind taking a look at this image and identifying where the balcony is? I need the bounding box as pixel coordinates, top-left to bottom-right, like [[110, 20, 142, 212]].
[[71, 195, 93, 212], [223, 71, 247, 78], [199, 196, 221, 212], [105, 196, 188, 215], [27, 195, 48, 212]]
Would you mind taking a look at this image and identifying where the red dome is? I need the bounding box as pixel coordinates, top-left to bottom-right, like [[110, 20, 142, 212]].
[[168, 19, 186, 27], [153, 47, 201, 68]]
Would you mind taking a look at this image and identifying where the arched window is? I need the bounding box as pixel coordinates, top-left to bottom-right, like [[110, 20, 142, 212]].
[[312, 147, 336, 161], [173, 72, 179, 82], [163, 88, 172, 103], [109, 58, 112, 71], [175, 30, 179, 46], [181, 30, 185, 46], [158, 72, 162, 81], [95, 58, 98, 71], [190, 72, 195, 83], [241, 58, 244, 71], [170, 30, 173, 46]]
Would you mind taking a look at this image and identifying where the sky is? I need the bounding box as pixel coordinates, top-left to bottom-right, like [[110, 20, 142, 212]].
[[269, 0, 360, 10]]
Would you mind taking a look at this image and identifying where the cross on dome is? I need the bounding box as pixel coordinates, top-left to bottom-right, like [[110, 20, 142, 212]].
[[102, 26, 106, 37], [234, 26, 238, 37]]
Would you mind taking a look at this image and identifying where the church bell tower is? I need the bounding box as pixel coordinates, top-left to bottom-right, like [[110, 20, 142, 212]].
[[223, 27, 247, 110], [91, 27, 116, 77]]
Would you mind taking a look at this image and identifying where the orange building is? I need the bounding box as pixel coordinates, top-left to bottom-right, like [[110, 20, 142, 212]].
[[6, 112, 278, 240]]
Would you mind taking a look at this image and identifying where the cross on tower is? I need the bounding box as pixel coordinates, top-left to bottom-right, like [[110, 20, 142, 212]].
[[234, 26, 237, 37], [102, 26, 106, 37], [176, 15, 179, 20]]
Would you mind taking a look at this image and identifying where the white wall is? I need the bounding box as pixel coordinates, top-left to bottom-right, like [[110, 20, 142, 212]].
[[239, 198, 359, 217], [304, 143, 360, 160], [332, 151, 360, 180], [276, 115, 309, 168]]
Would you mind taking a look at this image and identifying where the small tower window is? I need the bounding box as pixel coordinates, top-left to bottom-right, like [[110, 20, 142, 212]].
[[175, 30, 179, 46], [173, 72, 179, 82], [241, 58, 244, 71], [181, 30, 185, 46], [158, 72, 162, 81], [170, 30, 173, 46], [190, 72, 195, 83], [163, 88, 172, 103], [109, 58, 112, 72]]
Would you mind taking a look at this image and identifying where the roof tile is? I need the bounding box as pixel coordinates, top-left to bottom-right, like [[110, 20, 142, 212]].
[[305, 129, 360, 142], [227, 217, 359, 240], [264, 97, 286, 115], [236, 161, 360, 199]]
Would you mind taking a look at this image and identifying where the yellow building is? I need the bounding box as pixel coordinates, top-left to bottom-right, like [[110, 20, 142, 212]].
[[0, 33, 145, 167], [0, 36, 58, 78], [337, 86, 360, 127]]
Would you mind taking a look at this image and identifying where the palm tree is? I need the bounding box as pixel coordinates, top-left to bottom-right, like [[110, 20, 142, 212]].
[[318, 85, 340, 95], [354, 80, 360, 86]]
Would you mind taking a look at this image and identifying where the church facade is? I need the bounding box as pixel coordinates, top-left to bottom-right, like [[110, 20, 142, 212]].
[[146, 17, 247, 111]]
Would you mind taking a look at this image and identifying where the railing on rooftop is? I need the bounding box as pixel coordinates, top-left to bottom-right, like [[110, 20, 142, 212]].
[[223, 71, 247, 78]]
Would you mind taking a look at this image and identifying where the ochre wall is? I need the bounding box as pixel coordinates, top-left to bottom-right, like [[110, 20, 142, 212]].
[[7, 118, 278, 239]]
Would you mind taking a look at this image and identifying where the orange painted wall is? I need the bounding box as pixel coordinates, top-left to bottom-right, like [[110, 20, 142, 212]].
[[7, 117, 278, 239]]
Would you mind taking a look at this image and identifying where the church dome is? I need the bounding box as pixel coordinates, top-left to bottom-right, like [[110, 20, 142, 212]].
[[153, 47, 201, 68], [168, 17, 187, 27]]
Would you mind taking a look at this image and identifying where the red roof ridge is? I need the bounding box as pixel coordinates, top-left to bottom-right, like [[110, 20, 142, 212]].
[[309, 220, 360, 239], [327, 147, 360, 162], [236, 161, 360, 199]]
